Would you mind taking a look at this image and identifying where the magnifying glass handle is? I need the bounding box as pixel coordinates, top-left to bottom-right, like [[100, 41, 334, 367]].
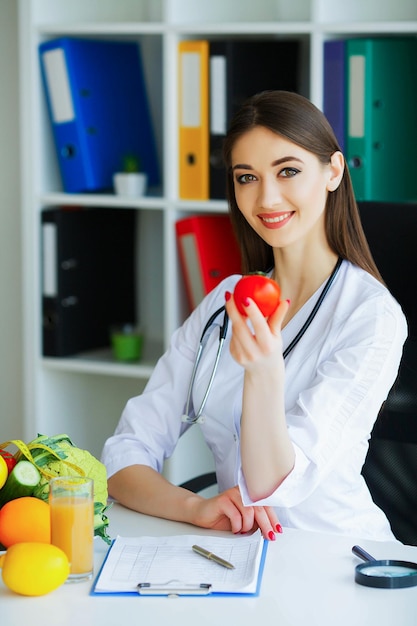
[[352, 545, 377, 562]]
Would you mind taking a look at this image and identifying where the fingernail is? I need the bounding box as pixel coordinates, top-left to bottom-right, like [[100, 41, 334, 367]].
[[286, 299, 291, 306], [268, 530, 276, 541], [243, 297, 250, 307], [276, 524, 283, 534], [225, 291, 231, 302]]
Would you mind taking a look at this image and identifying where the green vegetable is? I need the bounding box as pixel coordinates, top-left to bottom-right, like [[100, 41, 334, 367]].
[[0, 460, 41, 507], [16, 434, 111, 544]]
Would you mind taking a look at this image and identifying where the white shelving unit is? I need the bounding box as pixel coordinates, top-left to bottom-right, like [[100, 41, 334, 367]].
[[18, 0, 417, 481]]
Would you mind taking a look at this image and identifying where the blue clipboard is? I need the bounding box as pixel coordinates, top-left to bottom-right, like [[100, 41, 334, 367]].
[[90, 534, 268, 597]]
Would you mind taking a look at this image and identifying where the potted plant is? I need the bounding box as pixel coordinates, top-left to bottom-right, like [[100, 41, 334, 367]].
[[113, 154, 148, 197]]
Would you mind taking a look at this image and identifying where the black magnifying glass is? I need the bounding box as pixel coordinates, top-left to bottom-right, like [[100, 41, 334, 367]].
[[352, 545, 417, 589]]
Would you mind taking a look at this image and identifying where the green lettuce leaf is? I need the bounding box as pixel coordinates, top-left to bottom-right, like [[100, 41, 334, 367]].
[[25, 434, 111, 544]]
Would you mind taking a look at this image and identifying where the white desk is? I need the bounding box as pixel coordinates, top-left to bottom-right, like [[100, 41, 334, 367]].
[[1, 502, 416, 626]]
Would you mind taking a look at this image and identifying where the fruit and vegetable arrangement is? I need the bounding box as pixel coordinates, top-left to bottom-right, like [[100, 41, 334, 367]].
[[0, 433, 111, 596]]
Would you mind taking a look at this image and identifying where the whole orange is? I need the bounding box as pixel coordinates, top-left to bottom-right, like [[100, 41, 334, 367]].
[[0, 497, 51, 547]]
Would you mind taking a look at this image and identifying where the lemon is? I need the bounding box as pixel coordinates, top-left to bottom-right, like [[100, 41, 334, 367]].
[[0, 542, 70, 596], [0, 455, 7, 489]]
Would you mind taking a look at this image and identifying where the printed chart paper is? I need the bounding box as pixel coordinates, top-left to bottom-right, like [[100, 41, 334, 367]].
[[92, 531, 266, 595]]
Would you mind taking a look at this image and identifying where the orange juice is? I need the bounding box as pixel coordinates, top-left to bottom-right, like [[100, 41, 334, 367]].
[[49, 477, 94, 582]]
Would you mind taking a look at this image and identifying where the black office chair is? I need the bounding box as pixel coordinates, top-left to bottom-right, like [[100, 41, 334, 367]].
[[359, 201, 417, 546], [180, 472, 217, 494]]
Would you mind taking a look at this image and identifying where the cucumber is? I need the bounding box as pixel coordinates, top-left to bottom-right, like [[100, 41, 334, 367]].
[[0, 460, 41, 507]]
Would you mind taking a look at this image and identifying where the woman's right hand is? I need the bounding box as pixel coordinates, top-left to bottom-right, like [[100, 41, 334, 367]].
[[187, 485, 282, 540]]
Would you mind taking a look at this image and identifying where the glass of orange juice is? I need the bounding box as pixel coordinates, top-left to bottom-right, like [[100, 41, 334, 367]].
[[49, 476, 94, 582]]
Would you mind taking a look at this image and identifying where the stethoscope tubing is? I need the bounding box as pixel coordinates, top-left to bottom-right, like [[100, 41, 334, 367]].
[[283, 257, 342, 358], [181, 306, 228, 424]]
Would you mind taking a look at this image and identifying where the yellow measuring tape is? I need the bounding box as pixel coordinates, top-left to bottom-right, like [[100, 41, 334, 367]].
[[0, 439, 86, 479]]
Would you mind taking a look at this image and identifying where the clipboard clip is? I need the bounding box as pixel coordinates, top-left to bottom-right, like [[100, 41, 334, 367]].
[[137, 581, 212, 596]]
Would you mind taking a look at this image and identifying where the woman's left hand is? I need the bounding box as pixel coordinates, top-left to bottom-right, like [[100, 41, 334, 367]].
[[225, 290, 289, 371], [189, 485, 282, 540]]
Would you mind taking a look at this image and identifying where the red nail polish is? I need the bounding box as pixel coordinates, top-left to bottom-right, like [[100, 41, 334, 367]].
[[276, 524, 283, 534], [243, 297, 250, 307], [268, 530, 276, 541], [225, 291, 231, 302], [286, 299, 291, 306]]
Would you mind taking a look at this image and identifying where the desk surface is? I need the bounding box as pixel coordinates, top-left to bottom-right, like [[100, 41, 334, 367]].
[[1, 502, 417, 626]]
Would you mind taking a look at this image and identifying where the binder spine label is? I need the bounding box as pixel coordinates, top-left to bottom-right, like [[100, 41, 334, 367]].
[[348, 54, 365, 139], [210, 55, 227, 135], [179, 233, 205, 308], [180, 52, 202, 127], [42, 223, 57, 297], [42, 48, 75, 123]]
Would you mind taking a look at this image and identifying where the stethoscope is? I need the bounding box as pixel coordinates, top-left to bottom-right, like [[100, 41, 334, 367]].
[[181, 257, 343, 425]]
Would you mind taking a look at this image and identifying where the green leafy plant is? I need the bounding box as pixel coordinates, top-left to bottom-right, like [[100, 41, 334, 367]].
[[122, 153, 141, 173]]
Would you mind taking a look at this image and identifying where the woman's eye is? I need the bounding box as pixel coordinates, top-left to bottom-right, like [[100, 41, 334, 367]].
[[280, 167, 300, 178], [235, 173, 256, 184]]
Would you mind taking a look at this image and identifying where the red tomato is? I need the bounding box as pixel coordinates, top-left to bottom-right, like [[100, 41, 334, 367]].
[[0, 450, 17, 475], [233, 274, 281, 317]]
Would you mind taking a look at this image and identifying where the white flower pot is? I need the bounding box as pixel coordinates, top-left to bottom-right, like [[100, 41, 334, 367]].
[[113, 172, 148, 197]]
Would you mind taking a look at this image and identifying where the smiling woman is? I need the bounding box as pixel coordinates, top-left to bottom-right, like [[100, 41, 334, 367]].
[[231, 126, 344, 265], [102, 90, 407, 544]]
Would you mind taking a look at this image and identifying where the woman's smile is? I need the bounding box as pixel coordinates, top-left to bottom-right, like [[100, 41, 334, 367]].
[[258, 211, 294, 228]]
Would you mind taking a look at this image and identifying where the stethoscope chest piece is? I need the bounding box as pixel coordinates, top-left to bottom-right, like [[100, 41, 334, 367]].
[[353, 545, 417, 589], [181, 413, 205, 424]]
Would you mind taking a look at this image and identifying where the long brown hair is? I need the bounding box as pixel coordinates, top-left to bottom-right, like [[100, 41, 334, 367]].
[[223, 90, 383, 281]]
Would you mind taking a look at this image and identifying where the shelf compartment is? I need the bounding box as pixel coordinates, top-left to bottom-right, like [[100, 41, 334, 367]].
[[36, 32, 163, 197], [41, 343, 162, 379]]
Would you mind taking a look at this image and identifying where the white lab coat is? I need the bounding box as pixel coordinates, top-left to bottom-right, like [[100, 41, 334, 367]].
[[102, 261, 407, 541]]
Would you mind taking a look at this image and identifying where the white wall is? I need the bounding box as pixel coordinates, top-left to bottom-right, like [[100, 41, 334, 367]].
[[0, 0, 23, 440]]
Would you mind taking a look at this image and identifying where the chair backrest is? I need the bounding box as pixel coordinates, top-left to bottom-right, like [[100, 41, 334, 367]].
[[179, 472, 216, 494], [358, 201, 417, 545]]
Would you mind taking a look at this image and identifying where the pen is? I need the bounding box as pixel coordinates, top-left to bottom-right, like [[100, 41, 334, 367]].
[[192, 544, 235, 569]]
